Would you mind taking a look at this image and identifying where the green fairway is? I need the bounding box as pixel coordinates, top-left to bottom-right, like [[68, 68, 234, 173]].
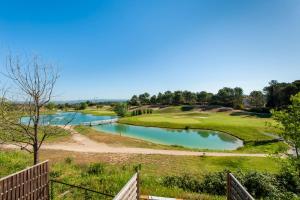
[[79, 108, 116, 116], [120, 107, 279, 142]]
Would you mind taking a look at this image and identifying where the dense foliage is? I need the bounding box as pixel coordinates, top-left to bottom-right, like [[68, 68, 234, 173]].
[[128, 80, 300, 110], [264, 80, 300, 108], [162, 168, 300, 200], [129, 88, 243, 108], [113, 103, 128, 117], [272, 92, 300, 158]]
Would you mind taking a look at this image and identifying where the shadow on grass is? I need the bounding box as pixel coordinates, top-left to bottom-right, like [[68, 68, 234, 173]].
[[230, 111, 271, 118], [180, 106, 195, 112], [245, 139, 283, 146]]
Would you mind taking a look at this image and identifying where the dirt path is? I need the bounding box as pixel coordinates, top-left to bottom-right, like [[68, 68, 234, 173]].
[[38, 126, 268, 157], [1, 126, 269, 157]]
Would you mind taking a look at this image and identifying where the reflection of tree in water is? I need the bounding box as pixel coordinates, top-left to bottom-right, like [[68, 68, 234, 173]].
[[216, 132, 237, 142], [167, 129, 184, 133], [196, 130, 211, 138], [114, 124, 129, 136], [194, 130, 238, 142]]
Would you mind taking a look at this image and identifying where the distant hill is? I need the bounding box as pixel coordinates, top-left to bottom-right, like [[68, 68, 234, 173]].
[[53, 99, 128, 104]]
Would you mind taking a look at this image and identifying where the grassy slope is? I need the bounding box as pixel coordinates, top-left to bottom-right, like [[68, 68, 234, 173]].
[[0, 150, 282, 200], [118, 106, 288, 153], [120, 107, 278, 142], [79, 107, 116, 116], [75, 125, 287, 154]]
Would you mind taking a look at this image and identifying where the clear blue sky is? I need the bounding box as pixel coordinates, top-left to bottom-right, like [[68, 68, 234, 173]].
[[0, 0, 299, 100]]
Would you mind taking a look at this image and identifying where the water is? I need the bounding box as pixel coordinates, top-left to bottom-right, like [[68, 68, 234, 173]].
[[21, 112, 116, 125], [93, 124, 243, 150], [21, 112, 243, 150]]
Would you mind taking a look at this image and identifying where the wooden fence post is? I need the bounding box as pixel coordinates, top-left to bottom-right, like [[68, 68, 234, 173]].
[[227, 173, 231, 200]]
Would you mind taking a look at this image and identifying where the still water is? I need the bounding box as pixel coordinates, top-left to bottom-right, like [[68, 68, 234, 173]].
[[94, 123, 243, 150]]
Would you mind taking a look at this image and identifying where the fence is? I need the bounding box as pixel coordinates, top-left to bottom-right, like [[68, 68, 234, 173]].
[[227, 173, 254, 200], [81, 118, 119, 126], [0, 160, 49, 200], [50, 179, 114, 200], [113, 172, 139, 200]]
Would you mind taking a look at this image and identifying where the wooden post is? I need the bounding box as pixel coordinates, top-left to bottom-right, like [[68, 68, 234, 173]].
[[135, 165, 141, 200], [227, 173, 231, 200]]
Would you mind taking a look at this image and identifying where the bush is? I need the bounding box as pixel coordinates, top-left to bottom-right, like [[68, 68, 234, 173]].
[[113, 103, 128, 117], [87, 163, 105, 175], [64, 157, 73, 164], [162, 170, 300, 199], [248, 107, 270, 113], [162, 174, 201, 192], [200, 171, 227, 195], [50, 170, 61, 178]]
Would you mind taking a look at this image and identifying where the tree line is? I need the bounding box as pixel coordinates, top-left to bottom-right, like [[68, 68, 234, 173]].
[[129, 80, 300, 110]]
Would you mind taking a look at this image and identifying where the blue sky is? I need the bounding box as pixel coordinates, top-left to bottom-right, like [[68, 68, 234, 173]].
[[0, 0, 299, 100]]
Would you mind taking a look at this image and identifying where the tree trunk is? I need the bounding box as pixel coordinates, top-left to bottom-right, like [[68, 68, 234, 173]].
[[33, 143, 39, 165], [33, 101, 40, 165]]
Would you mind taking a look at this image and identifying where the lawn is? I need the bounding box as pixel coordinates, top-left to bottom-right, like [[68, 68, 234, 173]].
[[75, 125, 288, 154], [118, 106, 289, 153], [0, 150, 283, 200], [120, 107, 279, 142], [79, 107, 116, 116]]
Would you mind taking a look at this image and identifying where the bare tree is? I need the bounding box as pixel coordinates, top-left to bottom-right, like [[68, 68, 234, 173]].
[[0, 54, 60, 164]]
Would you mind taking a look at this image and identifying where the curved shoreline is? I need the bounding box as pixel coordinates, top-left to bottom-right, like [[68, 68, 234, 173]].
[[1, 126, 269, 157]]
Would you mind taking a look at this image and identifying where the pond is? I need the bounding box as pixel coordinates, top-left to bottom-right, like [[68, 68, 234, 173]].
[[21, 112, 243, 150], [21, 112, 116, 125], [94, 123, 243, 150]]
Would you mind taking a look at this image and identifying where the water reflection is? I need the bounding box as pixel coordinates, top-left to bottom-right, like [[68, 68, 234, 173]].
[[94, 124, 243, 150], [21, 112, 116, 125]]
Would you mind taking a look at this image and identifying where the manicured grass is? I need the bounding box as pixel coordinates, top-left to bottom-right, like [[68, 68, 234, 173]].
[[80, 109, 116, 116], [75, 125, 287, 154], [120, 108, 279, 142], [0, 150, 283, 200]]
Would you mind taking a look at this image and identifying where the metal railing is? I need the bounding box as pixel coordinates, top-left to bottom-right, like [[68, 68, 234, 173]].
[[50, 179, 115, 200]]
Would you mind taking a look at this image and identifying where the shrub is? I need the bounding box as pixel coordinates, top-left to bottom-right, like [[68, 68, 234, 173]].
[[162, 170, 300, 199], [64, 157, 73, 164], [113, 103, 128, 117], [50, 170, 61, 178], [162, 174, 201, 192], [200, 171, 228, 195], [87, 163, 105, 175]]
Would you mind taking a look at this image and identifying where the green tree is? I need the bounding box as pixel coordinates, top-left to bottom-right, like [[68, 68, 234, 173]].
[[138, 93, 150, 105], [113, 103, 128, 117], [156, 92, 163, 105], [150, 95, 157, 105], [96, 104, 103, 109], [214, 87, 235, 107], [129, 95, 139, 106], [233, 87, 244, 109], [182, 90, 196, 105], [196, 91, 213, 105], [45, 102, 56, 110], [249, 91, 265, 108], [173, 91, 184, 105], [79, 102, 88, 110], [162, 91, 174, 105], [264, 80, 300, 108], [272, 93, 300, 159]]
